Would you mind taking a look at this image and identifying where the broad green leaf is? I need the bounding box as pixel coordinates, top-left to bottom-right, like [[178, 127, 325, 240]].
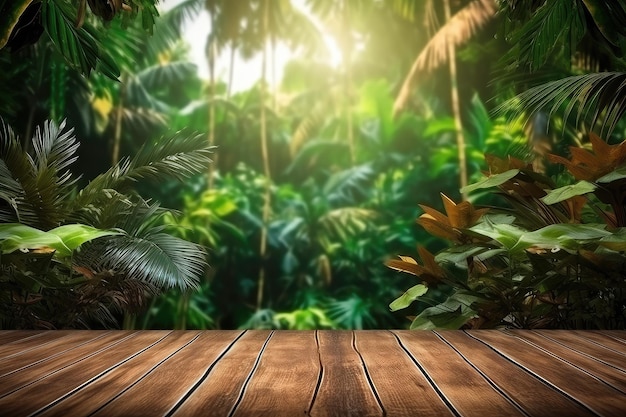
[[596, 165, 626, 183], [470, 222, 527, 250], [389, 284, 428, 311], [541, 181, 596, 204], [0, 223, 68, 254], [0, 223, 117, 257], [423, 117, 456, 137], [48, 224, 119, 253], [435, 245, 486, 266], [409, 293, 480, 330], [512, 224, 610, 253], [461, 169, 519, 194]]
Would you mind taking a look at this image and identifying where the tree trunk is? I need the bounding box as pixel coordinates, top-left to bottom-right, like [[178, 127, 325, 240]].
[[343, 2, 355, 166], [111, 74, 126, 166], [207, 35, 218, 189], [444, 0, 468, 200], [256, 0, 272, 311]]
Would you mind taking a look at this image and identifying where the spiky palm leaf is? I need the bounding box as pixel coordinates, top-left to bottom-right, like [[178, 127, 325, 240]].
[[74, 130, 214, 210], [393, 0, 498, 115], [0, 118, 78, 229], [500, 72, 626, 138], [75, 202, 206, 290]]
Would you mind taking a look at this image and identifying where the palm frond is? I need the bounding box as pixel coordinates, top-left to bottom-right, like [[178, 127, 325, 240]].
[[323, 164, 374, 204], [128, 130, 215, 182], [498, 72, 626, 139], [74, 130, 214, 208], [103, 233, 205, 289], [150, 0, 204, 54], [511, 0, 586, 72], [0, 118, 79, 229], [393, 0, 498, 115], [75, 200, 206, 291], [135, 61, 197, 92]]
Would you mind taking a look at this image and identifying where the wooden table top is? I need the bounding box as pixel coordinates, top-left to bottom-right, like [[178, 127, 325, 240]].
[[0, 330, 625, 416]]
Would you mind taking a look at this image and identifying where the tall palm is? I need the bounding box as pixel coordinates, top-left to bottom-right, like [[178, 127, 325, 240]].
[[392, 0, 498, 199]]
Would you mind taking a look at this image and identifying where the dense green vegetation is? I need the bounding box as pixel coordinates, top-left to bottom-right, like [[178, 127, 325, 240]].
[[1, 0, 625, 329]]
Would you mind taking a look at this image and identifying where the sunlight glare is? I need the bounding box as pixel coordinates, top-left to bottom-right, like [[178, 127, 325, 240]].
[[323, 34, 343, 69]]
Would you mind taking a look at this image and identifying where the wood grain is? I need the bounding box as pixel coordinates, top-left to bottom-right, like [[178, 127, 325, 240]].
[[469, 330, 626, 416], [91, 330, 243, 417], [171, 330, 272, 416], [437, 330, 594, 417], [310, 331, 383, 417], [355, 331, 455, 417], [0, 330, 623, 417], [395, 330, 526, 417], [231, 330, 320, 417], [38, 331, 201, 417], [0, 331, 167, 416]]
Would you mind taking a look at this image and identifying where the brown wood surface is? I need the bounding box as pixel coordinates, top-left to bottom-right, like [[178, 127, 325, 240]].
[[0, 329, 624, 417]]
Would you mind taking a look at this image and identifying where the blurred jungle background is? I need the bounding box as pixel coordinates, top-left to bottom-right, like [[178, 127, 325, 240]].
[[1, 0, 626, 330]]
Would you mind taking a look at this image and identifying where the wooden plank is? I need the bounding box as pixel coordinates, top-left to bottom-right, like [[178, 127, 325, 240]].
[[36, 331, 201, 417], [469, 330, 626, 416], [0, 331, 110, 374], [395, 330, 526, 417], [600, 331, 626, 343], [231, 331, 321, 416], [534, 330, 626, 371], [506, 330, 626, 393], [0, 331, 45, 346], [90, 330, 244, 417], [573, 330, 626, 351], [171, 330, 273, 416], [309, 331, 383, 417], [437, 330, 595, 417], [355, 331, 455, 417], [0, 331, 69, 358], [0, 331, 168, 416], [0, 331, 132, 395]]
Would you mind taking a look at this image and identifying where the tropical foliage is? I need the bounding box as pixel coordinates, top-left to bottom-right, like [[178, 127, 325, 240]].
[[1, 0, 625, 330], [0, 116, 213, 329], [389, 149, 626, 329]]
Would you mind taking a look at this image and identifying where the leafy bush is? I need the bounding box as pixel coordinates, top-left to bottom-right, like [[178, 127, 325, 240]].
[[0, 117, 213, 328], [389, 135, 626, 330]]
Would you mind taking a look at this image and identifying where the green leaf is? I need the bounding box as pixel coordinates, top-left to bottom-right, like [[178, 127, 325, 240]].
[[461, 169, 519, 194], [48, 224, 119, 253], [409, 292, 480, 330], [0, 223, 68, 254], [389, 284, 428, 312], [43, 1, 98, 76], [512, 223, 611, 253], [0, 223, 117, 257], [596, 166, 626, 183], [423, 117, 456, 137], [470, 222, 527, 251], [541, 181, 596, 204]]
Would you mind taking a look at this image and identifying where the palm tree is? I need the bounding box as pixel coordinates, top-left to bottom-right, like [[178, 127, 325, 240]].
[[392, 0, 499, 200]]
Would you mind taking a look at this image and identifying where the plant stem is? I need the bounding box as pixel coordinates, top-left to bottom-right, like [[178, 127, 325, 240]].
[[257, 0, 272, 311], [444, 0, 468, 200]]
